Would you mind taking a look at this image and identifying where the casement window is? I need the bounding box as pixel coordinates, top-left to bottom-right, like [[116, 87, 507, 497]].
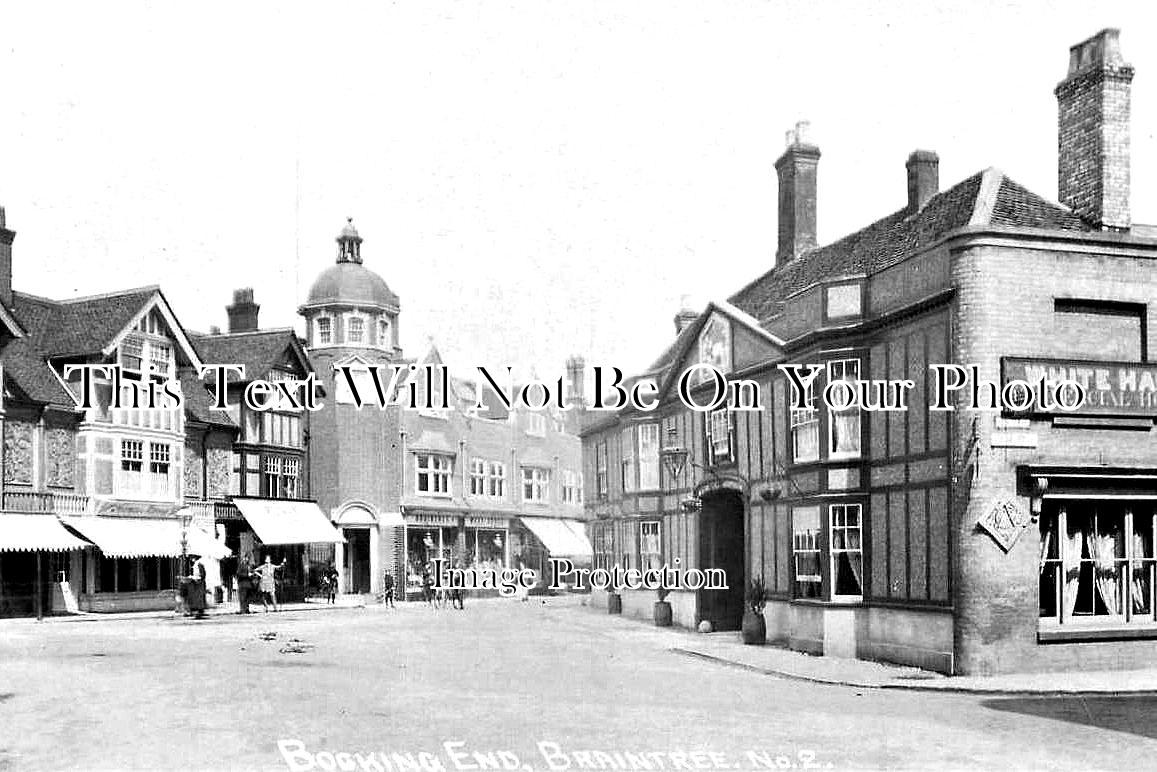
[[792, 506, 822, 599], [562, 470, 582, 504], [706, 409, 734, 466], [470, 458, 487, 496], [261, 455, 300, 498], [1040, 504, 1157, 627], [637, 423, 660, 490], [416, 454, 452, 496], [348, 316, 365, 344], [118, 440, 173, 500], [522, 467, 551, 503], [830, 503, 864, 600], [119, 333, 174, 380], [620, 427, 636, 493], [639, 520, 662, 572], [317, 317, 332, 345], [790, 369, 819, 463], [487, 462, 506, 499], [120, 337, 145, 373], [596, 441, 609, 499], [827, 359, 862, 460]]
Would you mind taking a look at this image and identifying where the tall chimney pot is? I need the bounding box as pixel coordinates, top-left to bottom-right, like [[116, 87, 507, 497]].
[[226, 287, 260, 333], [1055, 28, 1133, 230], [906, 150, 939, 214], [775, 121, 820, 266], [0, 206, 14, 309]]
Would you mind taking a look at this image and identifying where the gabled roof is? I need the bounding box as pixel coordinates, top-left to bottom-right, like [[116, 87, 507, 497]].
[[191, 328, 312, 383], [4, 287, 168, 407], [728, 169, 1093, 327]]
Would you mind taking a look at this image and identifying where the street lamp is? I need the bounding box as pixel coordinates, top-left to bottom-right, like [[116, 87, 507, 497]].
[[659, 426, 702, 513]]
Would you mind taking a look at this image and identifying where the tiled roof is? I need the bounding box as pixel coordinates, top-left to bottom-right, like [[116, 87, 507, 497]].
[[180, 373, 238, 428], [191, 329, 308, 382], [2, 288, 160, 406], [728, 170, 1093, 327]]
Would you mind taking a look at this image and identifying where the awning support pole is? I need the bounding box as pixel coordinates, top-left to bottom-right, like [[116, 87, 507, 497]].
[[35, 551, 43, 621]]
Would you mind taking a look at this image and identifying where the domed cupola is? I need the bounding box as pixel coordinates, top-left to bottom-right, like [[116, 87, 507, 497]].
[[299, 218, 401, 356]]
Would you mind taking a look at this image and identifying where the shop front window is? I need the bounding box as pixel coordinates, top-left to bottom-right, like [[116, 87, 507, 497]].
[[1040, 504, 1156, 626]]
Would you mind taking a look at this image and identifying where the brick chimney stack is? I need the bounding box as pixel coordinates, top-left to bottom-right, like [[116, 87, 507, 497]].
[[0, 207, 14, 310], [673, 294, 698, 335], [565, 355, 586, 410], [906, 150, 939, 214], [775, 121, 820, 266], [1055, 28, 1134, 231], [226, 288, 260, 333]]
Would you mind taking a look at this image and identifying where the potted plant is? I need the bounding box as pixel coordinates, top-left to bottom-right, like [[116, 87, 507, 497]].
[[607, 590, 622, 615], [741, 576, 768, 645], [653, 586, 673, 627]]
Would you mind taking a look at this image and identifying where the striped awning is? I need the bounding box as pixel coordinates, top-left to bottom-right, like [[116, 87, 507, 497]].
[[232, 498, 346, 546], [0, 513, 92, 553], [61, 516, 230, 560]]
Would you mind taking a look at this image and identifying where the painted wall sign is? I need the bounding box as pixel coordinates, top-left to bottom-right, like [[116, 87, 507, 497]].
[[1002, 357, 1157, 417]]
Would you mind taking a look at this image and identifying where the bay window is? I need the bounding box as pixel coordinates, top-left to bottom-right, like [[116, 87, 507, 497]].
[[792, 503, 864, 602], [790, 370, 819, 463], [827, 359, 861, 459], [792, 506, 822, 599], [416, 454, 452, 496], [117, 439, 174, 500], [593, 522, 613, 573], [1040, 503, 1157, 627]]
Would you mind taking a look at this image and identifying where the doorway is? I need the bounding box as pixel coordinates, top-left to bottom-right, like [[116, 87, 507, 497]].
[[343, 528, 371, 594], [698, 489, 746, 631]]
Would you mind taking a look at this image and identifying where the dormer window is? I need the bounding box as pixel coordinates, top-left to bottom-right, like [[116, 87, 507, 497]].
[[317, 317, 332, 345], [348, 316, 365, 344]]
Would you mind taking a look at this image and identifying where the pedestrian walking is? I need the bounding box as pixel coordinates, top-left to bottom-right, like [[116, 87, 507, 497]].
[[381, 570, 396, 608], [235, 557, 254, 614], [450, 560, 465, 610], [422, 566, 436, 608], [254, 555, 286, 612]]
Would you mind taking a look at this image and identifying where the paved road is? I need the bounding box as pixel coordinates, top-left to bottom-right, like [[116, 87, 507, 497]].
[[1, 598, 1154, 771]]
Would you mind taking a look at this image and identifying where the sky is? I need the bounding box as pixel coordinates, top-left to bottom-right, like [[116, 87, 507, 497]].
[[2, 1, 1155, 381]]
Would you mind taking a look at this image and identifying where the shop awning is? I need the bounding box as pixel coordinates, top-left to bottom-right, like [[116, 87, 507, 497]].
[[60, 516, 225, 559], [0, 513, 92, 553], [232, 498, 346, 546], [519, 517, 593, 557]]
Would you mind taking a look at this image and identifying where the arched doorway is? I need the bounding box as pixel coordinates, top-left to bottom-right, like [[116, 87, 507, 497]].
[[334, 504, 378, 595], [698, 487, 745, 631]]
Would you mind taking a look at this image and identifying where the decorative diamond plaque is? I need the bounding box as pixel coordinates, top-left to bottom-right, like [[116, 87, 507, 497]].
[[977, 498, 1032, 552]]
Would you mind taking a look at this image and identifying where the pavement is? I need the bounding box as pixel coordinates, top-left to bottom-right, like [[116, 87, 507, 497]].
[[567, 597, 1157, 695], [15, 592, 1157, 694], [3, 595, 1157, 770]]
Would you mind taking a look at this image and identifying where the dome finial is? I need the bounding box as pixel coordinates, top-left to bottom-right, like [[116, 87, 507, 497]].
[[336, 217, 364, 264]]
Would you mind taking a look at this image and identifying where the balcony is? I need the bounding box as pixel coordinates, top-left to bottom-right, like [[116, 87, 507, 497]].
[[2, 491, 94, 515]]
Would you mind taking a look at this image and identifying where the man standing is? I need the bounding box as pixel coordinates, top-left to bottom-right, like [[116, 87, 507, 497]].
[[236, 557, 253, 614], [381, 570, 395, 608]]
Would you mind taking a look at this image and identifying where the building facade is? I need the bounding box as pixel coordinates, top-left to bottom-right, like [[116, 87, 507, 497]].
[[0, 221, 339, 616], [583, 28, 1157, 675], [301, 220, 588, 598]]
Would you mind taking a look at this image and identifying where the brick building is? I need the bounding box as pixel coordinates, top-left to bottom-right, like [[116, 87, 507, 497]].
[[300, 220, 587, 599], [582, 29, 1157, 674]]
